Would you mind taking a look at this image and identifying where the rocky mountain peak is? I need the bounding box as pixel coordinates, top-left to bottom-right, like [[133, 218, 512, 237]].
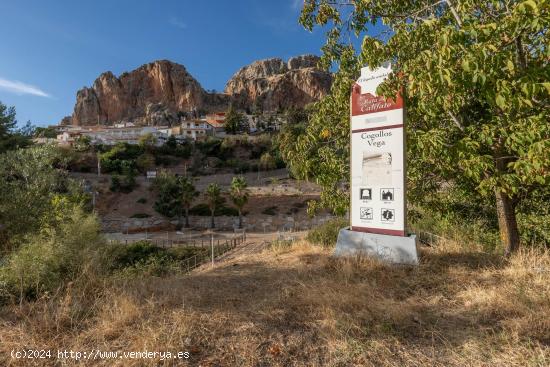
[[225, 54, 331, 111], [287, 54, 321, 70], [68, 55, 331, 126]]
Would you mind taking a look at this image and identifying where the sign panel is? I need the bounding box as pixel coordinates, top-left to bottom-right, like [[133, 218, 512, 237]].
[[350, 64, 406, 236]]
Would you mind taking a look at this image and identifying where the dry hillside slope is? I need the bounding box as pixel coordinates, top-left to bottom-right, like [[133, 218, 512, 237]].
[[1, 239, 549, 366]]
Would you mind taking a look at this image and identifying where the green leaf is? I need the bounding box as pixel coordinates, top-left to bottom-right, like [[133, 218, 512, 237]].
[[507, 60, 514, 72], [521, 0, 538, 12], [496, 94, 506, 109]]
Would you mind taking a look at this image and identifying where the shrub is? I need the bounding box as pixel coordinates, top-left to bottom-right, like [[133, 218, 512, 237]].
[[136, 197, 147, 204], [110, 174, 137, 193], [153, 171, 182, 218], [306, 217, 348, 248], [99, 143, 142, 174], [225, 158, 251, 173], [108, 241, 164, 270], [196, 137, 223, 156], [155, 155, 179, 167], [0, 209, 103, 302], [0, 145, 90, 249], [286, 207, 299, 215], [189, 203, 239, 216], [130, 213, 151, 218], [106, 241, 209, 277], [136, 153, 155, 173], [156, 138, 192, 158], [262, 206, 278, 215]]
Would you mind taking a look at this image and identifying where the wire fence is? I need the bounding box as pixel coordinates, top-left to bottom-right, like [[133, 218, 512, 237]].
[[179, 233, 245, 273], [413, 229, 450, 247], [107, 232, 246, 249], [107, 232, 247, 273]]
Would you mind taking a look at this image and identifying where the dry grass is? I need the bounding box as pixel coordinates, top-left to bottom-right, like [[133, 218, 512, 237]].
[[1, 239, 549, 366]]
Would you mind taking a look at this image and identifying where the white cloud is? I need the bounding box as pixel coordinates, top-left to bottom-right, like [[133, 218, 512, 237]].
[[169, 17, 187, 29], [0, 77, 51, 98]]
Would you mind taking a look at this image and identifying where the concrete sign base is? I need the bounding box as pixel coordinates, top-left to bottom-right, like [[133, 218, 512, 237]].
[[334, 227, 419, 265]]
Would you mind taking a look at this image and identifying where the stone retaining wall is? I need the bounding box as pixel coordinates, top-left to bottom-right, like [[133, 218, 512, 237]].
[[102, 214, 336, 233]]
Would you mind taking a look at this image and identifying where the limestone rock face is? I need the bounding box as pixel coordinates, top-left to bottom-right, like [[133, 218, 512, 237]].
[[68, 55, 332, 126], [225, 55, 332, 111], [59, 115, 73, 126], [287, 54, 321, 70], [72, 60, 206, 126], [144, 103, 179, 126]]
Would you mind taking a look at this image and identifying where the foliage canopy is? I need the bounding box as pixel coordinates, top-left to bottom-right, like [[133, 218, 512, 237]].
[[284, 0, 550, 253]]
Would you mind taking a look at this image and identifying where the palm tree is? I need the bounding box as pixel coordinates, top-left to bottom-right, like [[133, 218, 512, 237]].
[[179, 177, 198, 228], [205, 183, 222, 229], [229, 176, 249, 229]]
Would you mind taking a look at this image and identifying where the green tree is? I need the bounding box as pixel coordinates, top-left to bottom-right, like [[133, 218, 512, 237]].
[[34, 126, 57, 138], [0, 102, 17, 146], [0, 145, 88, 250], [73, 135, 91, 152], [0, 101, 33, 153], [230, 176, 249, 228], [285, 107, 309, 125], [139, 133, 157, 152], [153, 171, 182, 218], [295, 0, 550, 254], [180, 177, 198, 228], [224, 106, 246, 134], [136, 153, 155, 173], [205, 183, 223, 229], [166, 135, 178, 150]]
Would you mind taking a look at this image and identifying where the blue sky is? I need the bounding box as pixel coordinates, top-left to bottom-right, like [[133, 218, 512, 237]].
[[0, 0, 366, 126]]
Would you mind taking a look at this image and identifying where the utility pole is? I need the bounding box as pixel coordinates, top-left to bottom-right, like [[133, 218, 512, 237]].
[[92, 191, 96, 213], [97, 151, 101, 177], [209, 230, 215, 268]]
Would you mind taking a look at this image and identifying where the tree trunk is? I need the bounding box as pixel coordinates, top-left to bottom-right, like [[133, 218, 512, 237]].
[[185, 207, 190, 228], [238, 210, 242, 229], [211, 211, 215, 229], [495, 189, 520, 256]]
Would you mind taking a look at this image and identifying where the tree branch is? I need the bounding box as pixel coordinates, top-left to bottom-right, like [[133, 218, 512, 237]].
[[447, 111, 464, 131], [444, 0, 463, 27]]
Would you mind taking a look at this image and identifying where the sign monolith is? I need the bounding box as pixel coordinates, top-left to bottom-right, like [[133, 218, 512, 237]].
[[334, 64, 418, 264]]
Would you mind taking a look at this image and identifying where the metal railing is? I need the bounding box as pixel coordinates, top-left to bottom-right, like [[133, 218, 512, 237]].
[[107, 232, 246, 273], [107, 232, 247, 249], [413, 229, 448, 247], [179, 232, 246, 273]]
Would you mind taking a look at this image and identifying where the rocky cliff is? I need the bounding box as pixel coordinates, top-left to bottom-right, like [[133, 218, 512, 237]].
[[68, 55, 331, 126], [72, 60, 209, 125], [225, 55, 332, 112]]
